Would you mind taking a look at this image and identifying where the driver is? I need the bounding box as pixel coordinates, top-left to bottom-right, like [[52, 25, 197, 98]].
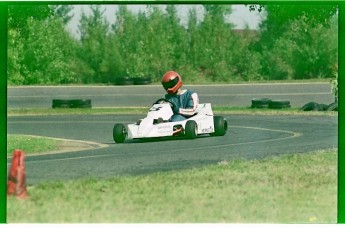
[[161, 71, 199, 122]]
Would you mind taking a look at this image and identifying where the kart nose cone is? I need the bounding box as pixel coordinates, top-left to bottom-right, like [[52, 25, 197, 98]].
[[138, 118, 153, 136]]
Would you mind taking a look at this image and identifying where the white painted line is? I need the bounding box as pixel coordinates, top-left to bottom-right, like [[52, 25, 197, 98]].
[[19, 126, 301, 164], [7, 134, 108, 159]]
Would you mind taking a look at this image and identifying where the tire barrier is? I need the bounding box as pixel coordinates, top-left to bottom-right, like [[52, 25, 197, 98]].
[[52, 99, 71, 108], [301, 102, 322, 111], [251, 98, 291, 109], [52, 99, 92, 108], [251, 98, 271, 108], [115, 77, 134, 85], [134, 77, 152, 85], [115, 76, 152, 85], [251, 99, 337, 112], [300, 101, 338, 112], [268, 100, 291, 109], [326, 102, 338, 111]]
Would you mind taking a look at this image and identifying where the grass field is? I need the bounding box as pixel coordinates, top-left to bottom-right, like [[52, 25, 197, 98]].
[[7, 149, 337, 223], [6, 108, 338, 223], [7, 135, 59, 156], [7, 106, 338, 116]]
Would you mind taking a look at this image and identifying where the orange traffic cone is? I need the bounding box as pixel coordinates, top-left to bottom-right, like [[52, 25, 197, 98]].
[[7, 149, 29, 199]]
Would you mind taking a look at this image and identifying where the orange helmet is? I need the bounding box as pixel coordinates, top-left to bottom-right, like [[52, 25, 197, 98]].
[[161, 71, 182, 94]]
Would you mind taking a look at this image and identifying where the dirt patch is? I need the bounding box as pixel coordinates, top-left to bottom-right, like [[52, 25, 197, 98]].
[[48, 139, 108, 155], [8, 136, 109, 157]]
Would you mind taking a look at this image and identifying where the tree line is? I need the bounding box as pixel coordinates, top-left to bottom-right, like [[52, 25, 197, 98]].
[[7, 4, 338, 85]]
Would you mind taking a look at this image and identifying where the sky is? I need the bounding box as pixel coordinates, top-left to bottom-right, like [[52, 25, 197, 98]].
[[66, 4, 265, 38]]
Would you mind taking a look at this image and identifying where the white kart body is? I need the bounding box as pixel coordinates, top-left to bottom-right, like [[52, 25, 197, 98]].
[[127, 103, 215, 139]]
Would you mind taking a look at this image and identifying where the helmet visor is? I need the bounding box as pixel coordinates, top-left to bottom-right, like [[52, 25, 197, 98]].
[[162, 77, 179, 91]]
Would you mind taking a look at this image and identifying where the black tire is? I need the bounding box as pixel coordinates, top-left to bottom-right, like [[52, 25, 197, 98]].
[[52, 99, 71, 108], [318, 104, 329, 111], [269, 100, 291, 109], [185, 120, 198, 139], [134, 77, 152, 85], [300, 102, 320, 111], [251, 98, 271, 109], [210, 116, 228, 136], [113, 124, 127, 143], [70, 99, 92, 108], [116, 77, 134, 85], [327, 102, 338, 111]]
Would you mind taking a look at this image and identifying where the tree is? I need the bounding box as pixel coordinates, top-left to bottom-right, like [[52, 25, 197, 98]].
[[8, 5, 53, 36], [186, 7, 198, 68], [260, 13, 338, 80], [8, 17, 79, 84], [78, 5, 110, 83], [196, 5, 235, 81], [50, 5, 74, 25], [7, 28, 27, 85], [248, 4, 338, 80], [253, 4, 338, 49], [249, 4, 337, 27], [112, 5, 144, 79]]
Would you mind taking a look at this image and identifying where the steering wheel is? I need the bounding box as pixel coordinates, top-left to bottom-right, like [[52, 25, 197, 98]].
[[154, 98, 176, 109]]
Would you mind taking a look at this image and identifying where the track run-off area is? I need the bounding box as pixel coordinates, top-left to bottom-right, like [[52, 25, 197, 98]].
[[7, 83, 338, 185]]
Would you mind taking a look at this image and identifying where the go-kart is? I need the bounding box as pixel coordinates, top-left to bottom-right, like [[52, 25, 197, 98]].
[[113, 98, 228, 143]]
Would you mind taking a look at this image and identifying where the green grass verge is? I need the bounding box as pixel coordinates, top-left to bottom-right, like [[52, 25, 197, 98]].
[[7, 107, 338, 116], [7, 135, 59, 156], [7, 149, 337, 223]]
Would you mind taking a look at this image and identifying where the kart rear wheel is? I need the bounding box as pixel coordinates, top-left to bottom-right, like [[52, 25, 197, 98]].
[[185, 120, 198, 139], [210, 116, 228, 136], [113, 124, 127, 143]]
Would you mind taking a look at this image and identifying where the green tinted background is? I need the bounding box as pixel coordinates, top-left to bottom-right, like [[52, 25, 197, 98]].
[[0, 2, 7, 224], [1, 0, 343, 224], [338, 1, 344, 224]]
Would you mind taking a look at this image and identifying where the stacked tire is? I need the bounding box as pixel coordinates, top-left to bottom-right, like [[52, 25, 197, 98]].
[[52, 99, 92, 108], [52, 99, 71, 108], [70, 99, 92, 108], [134, 77, 152, 85], [251, 98, 271, 109], [251, 98, 291, 109], [326, 102, 338, 111], [116, 77, 134, 85], [301, 101, 338, 112], [268, 100, 291, 109], [115, 76, 152, 85]]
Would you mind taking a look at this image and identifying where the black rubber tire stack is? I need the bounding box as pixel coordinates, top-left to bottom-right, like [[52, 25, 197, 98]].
[[326, 102, 338, 111], [70, 99, 92, 108], [116, 77, 134, 85], [300, 102, 321, 111], [52, 99, 92, 108], [300, 101, 338, 112], [268, 100, 291, 109], [133, 77, 152, 85], [52, 99, 71, 108], [251, 98, 271, 109]]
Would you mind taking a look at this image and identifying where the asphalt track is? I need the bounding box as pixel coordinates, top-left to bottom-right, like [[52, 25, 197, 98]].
[[7, 113, 338, 185], [8, 82, 335, 108]]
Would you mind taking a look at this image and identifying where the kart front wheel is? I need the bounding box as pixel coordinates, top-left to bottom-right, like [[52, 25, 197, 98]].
[[210, 116, 228, 136], [185, 120, 198, 139], [113, 123, 127, 143]]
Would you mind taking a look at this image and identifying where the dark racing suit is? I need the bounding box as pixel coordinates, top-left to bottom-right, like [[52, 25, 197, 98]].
[[165, 89, 199, 122]]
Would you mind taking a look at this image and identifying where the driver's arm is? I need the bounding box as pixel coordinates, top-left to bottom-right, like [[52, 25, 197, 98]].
[[165, 95, 180, 113], [179, 93, 199, 116]]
